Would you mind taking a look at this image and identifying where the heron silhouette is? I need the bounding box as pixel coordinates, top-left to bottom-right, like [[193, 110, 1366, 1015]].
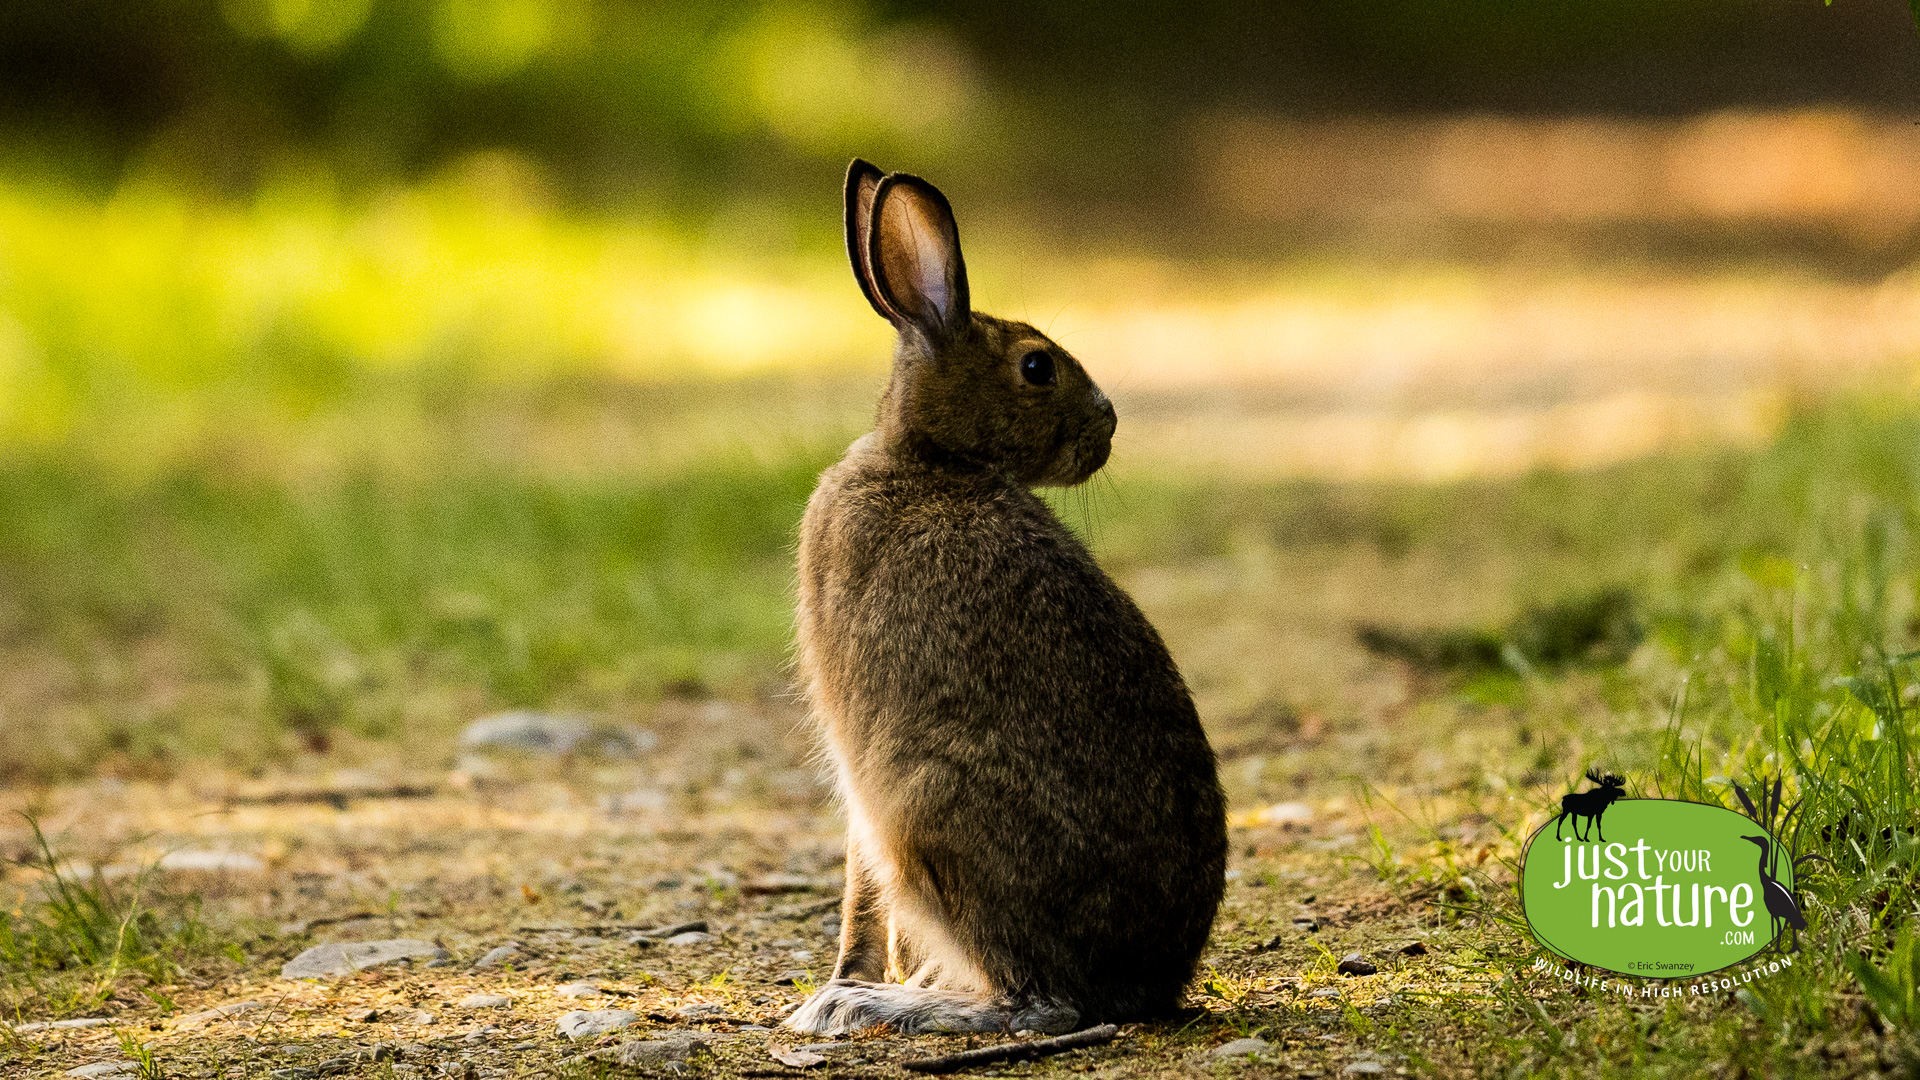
[[1741, 834, 1806, 952]]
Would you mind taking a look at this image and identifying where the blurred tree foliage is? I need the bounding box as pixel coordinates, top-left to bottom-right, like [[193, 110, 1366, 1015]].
[[0, 0, 1915, 205]]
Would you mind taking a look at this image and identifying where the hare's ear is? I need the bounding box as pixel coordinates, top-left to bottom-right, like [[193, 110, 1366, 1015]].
[[869, 172, 970, 341], [845, 159, 894, 321]]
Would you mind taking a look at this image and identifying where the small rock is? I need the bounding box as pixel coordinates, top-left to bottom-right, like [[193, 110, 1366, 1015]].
[[1250, 802, 1314, 826], [663, 931, 715, 946], [177, 1000, 266, 1025], [472, 944, 522, 969], [437, 1063, 478, 1080], [66, 1065, 138, 1079], [1343, 1063, 1385, 1076], [391, 1007, 437, 1025], [281, 939, 448, 979], [348, 1008, 382, 1023], [463, 1025, 501, 1042], [1338, 952, 1378, 976], [674, 1003, 726, 1020], [772, 970, 810, 986], [789, 949, 814, 962], [423, 957, 454, 968], [18, 1017, 113, 1032], [1399, 941, 1429, 956], [591, 1035, 711, 1066], [1292, 917, 1322, 932], [554, 981, 604, 999], [556, 1009, 641, 1039], [1206, 1037, 1272, 1060], [269, 1069, 318, 1080], [624, 920, 709, 943], [157, 850, 266, 872], [1311, 988, 1342, 999], [313, 1056, 359, 1076], [458, 711, 655, 758], [457, 993, 511, 1009]]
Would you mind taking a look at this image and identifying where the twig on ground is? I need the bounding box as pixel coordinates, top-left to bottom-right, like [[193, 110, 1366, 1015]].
[[901, 1024, 1120, 1074]]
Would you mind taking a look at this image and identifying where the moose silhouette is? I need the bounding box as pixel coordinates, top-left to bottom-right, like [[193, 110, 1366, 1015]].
[[1553, 768, 1627, 842]]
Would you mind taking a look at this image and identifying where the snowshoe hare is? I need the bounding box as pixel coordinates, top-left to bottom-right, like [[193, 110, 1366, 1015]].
[[787, 160, 1226, 1036]]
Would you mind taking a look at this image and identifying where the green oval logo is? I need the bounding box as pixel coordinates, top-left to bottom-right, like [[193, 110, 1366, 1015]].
[[1520, 799, 1798, 978]]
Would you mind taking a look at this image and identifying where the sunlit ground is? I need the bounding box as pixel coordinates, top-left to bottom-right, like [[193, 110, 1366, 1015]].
[[3, 109, 1920, 1078]]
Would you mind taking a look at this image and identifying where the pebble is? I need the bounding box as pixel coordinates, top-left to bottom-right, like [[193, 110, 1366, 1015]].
[[663, 931, 715, 946], [17, 1017, 113, 1032], [472, 944, 522, 969], [589, 1034, 711, 1066], [554, 981, 604, 999], [390, 1007, 437, 1025], [457, 994, 512, 1009], [65, 1065, 137, 1079], [1311, 988, 1343, 999], [1343, 1063, 1386, 1076], [457, 711, 655, 758], [269, 1069, 317, 1080], [281, 939, 449, 979], [772, 970, 809, 986], [1338, 952, 1378, 976], [1205, 1037, 1273, 1060], [1399, 941, 1430, 956], [156, 850, 266, 873], [674, 1003, 726, 1019], [1250, 801, 1315, 825], [556, 1009, 641, 1039]]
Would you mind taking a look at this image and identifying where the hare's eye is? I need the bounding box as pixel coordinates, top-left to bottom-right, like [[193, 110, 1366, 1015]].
[[1020, 350, 1055, 387]]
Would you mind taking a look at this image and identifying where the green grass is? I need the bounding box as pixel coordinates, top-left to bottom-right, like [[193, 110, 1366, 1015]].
[[1, 815, 227, 1022], [6, 384, 1920, 1073], [0, 437, 831, 780]]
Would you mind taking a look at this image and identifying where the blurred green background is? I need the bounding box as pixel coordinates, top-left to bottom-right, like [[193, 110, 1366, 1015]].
[[3, 0, 1920, 783]]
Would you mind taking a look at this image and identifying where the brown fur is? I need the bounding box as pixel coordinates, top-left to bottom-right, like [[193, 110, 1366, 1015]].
[[787, 160, 1226, 1035]]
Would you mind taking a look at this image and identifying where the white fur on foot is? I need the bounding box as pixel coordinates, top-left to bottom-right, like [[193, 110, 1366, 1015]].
[[784, 979, 1079, 1036]]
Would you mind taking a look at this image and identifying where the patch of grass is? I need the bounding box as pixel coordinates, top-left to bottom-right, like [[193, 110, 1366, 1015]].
[[0, 815, 224, 1020], [0, 437, 836, 781]]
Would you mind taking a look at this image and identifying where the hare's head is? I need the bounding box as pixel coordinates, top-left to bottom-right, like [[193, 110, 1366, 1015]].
[[845, 159, 1115, 487]]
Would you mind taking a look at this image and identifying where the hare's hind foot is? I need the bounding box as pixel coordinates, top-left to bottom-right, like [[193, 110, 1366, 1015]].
[[785, 979, 1079, 1036]]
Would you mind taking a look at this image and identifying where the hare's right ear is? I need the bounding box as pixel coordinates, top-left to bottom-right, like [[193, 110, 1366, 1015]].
[[868, 171, 970, 342], [845, 159, 894, 322]]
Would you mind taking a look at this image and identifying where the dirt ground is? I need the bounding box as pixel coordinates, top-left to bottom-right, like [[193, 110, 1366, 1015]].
[[0, 678, 1527, 1079]]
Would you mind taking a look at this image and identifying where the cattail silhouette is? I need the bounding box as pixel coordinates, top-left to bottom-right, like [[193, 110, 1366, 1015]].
[[1554, 769, 1626, 842], [1741, 834, 1807, 952]]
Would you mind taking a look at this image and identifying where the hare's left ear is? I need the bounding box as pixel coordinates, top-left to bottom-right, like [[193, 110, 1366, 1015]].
[[845, 159, 894, 321], [868, 172, 970, 341]]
